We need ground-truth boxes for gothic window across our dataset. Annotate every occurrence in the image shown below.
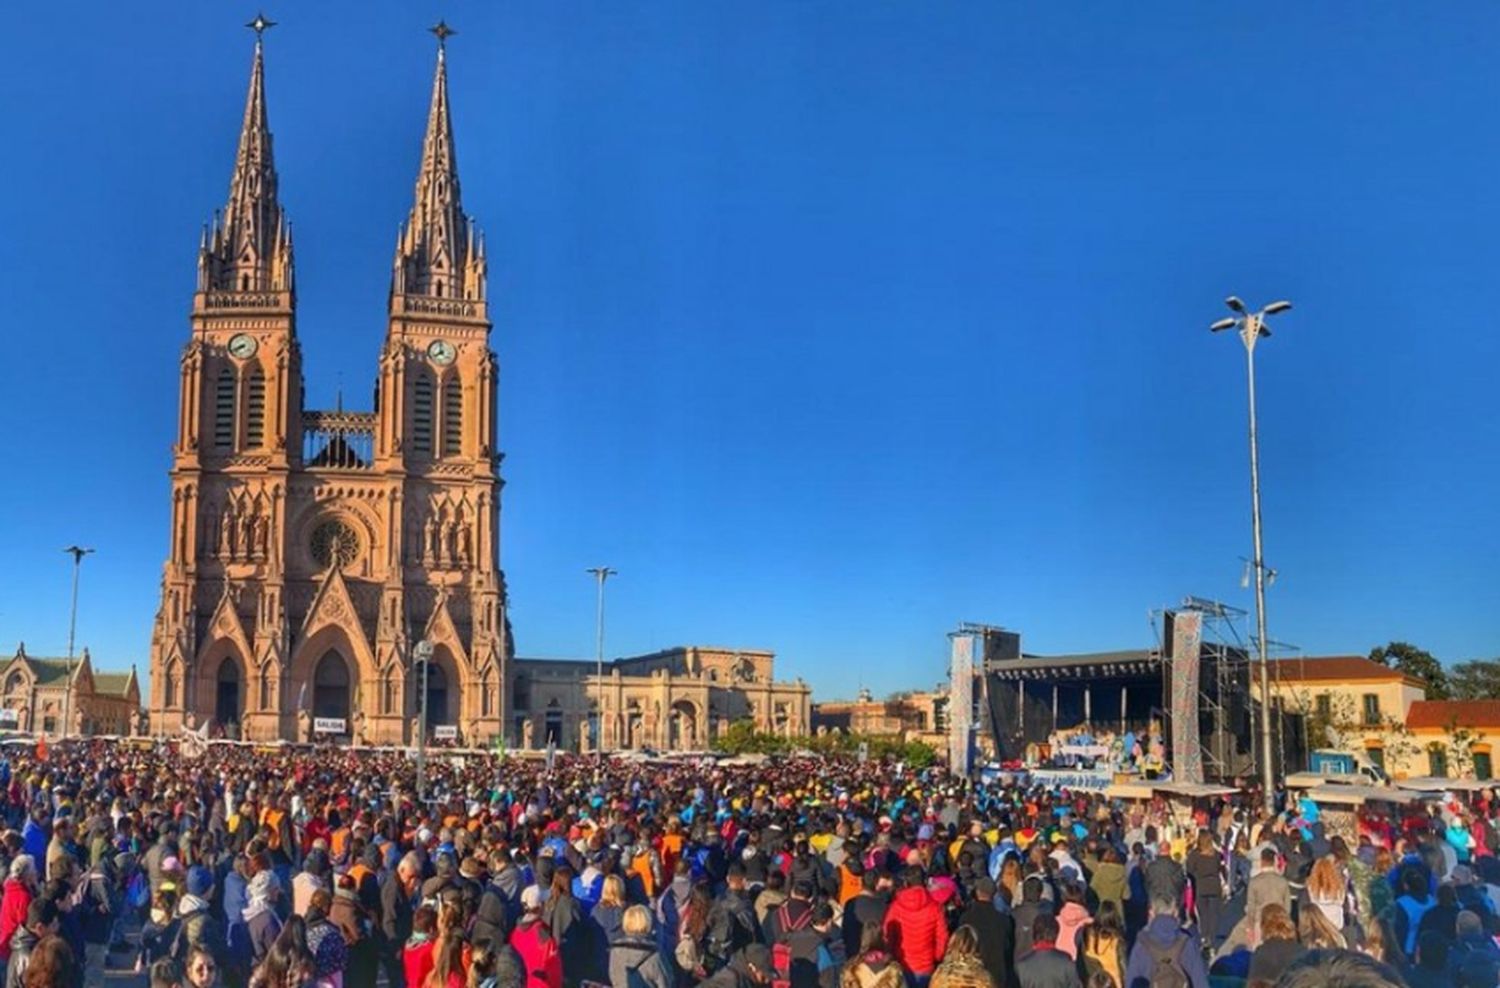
[213,369,236,450]
[310,519,361,570]
[245,368,266,447]
[442,380,462,457]
[3,672,22,695]
[412,372,434,454]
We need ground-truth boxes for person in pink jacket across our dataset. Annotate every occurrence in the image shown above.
[1054,882,1094,959]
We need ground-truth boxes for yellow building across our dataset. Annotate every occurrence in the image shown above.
[512,647,810,752]
[1253,655,1498,781]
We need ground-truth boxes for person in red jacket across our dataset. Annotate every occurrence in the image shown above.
[509,885,562,988]
[0,855,37,964]
[881,866,948,983]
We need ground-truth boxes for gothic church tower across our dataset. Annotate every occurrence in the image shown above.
[149,27,507,744]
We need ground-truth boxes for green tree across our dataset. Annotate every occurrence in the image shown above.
[1370,642,1450,700]
[1449,659,1500,700]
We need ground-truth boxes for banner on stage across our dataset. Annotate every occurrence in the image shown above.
[1030,767,1114,792]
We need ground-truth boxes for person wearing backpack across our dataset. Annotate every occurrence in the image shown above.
[1120,895,1207,988]
[173,866,227,972]
[607,905,673,988]
[1014,914,1081,988]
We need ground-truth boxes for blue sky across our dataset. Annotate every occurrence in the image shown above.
[1,3,1497,700]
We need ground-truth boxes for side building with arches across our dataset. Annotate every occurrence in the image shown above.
[512,647,811,753]
[148,35,507,745]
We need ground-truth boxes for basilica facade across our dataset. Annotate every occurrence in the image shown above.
[148,35,507,745]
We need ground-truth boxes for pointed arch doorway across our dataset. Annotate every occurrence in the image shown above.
[313,650,351,722]
[215,656,243,727]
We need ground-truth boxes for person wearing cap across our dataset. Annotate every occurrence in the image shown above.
[176,864,226,971]
[509,884,561,988]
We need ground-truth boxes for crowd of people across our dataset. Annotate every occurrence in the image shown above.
[0,737,1491,988]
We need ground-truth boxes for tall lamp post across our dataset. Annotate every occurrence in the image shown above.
[62,546,94,740]
[1211,296,1292,815]
[413,639,433,798]
[586,567,616,757]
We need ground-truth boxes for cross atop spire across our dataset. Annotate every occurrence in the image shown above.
[392,26,485,307]
[246,12,276,41]
[199,20,293,299]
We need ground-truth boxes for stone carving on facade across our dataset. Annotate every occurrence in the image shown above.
[297,709,313,743]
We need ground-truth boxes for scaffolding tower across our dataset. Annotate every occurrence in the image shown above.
[1151,595,1254,782]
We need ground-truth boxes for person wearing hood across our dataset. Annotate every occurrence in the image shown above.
[4,898,58,988]
[607,905,672,988]
[1121,896,1207,988]
[330,873,375,988]
[239,870,282,974]
[178,866,227,971]
[19,809,48,871]
[841,927,906,988]
[881,868,947,983]
[700,942,775,988]
[657,859,695,951]
[509,885,561,988]
[473,845,522,952]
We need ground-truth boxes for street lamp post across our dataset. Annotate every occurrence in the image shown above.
[414,639,433,798]
[62,546,95,741]
[586,567,616,757]
[1212,296,1292,816]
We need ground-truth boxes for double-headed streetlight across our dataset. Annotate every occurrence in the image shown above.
[62,546,95,740]
[1211,296,1291,815]
[586,567,616,757]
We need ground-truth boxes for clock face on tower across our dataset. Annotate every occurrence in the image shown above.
[427,339,456,365]
[228,333,258,359]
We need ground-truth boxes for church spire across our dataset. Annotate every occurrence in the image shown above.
[199,17,293,297]
[392,22,486,306]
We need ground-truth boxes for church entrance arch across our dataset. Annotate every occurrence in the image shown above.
[313,650,351,721]
[411,659,450,730]
[215,656,243,729]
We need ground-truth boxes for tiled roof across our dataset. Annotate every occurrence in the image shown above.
[19,657,75,686]
[1407,700,1500,731]
[93,672,134,698]
[1259,655,1422,685]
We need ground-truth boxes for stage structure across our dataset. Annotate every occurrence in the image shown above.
[981,596,1257,783]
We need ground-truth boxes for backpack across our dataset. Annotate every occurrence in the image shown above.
[1143,933,1190,988]
[771,904,813,988]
